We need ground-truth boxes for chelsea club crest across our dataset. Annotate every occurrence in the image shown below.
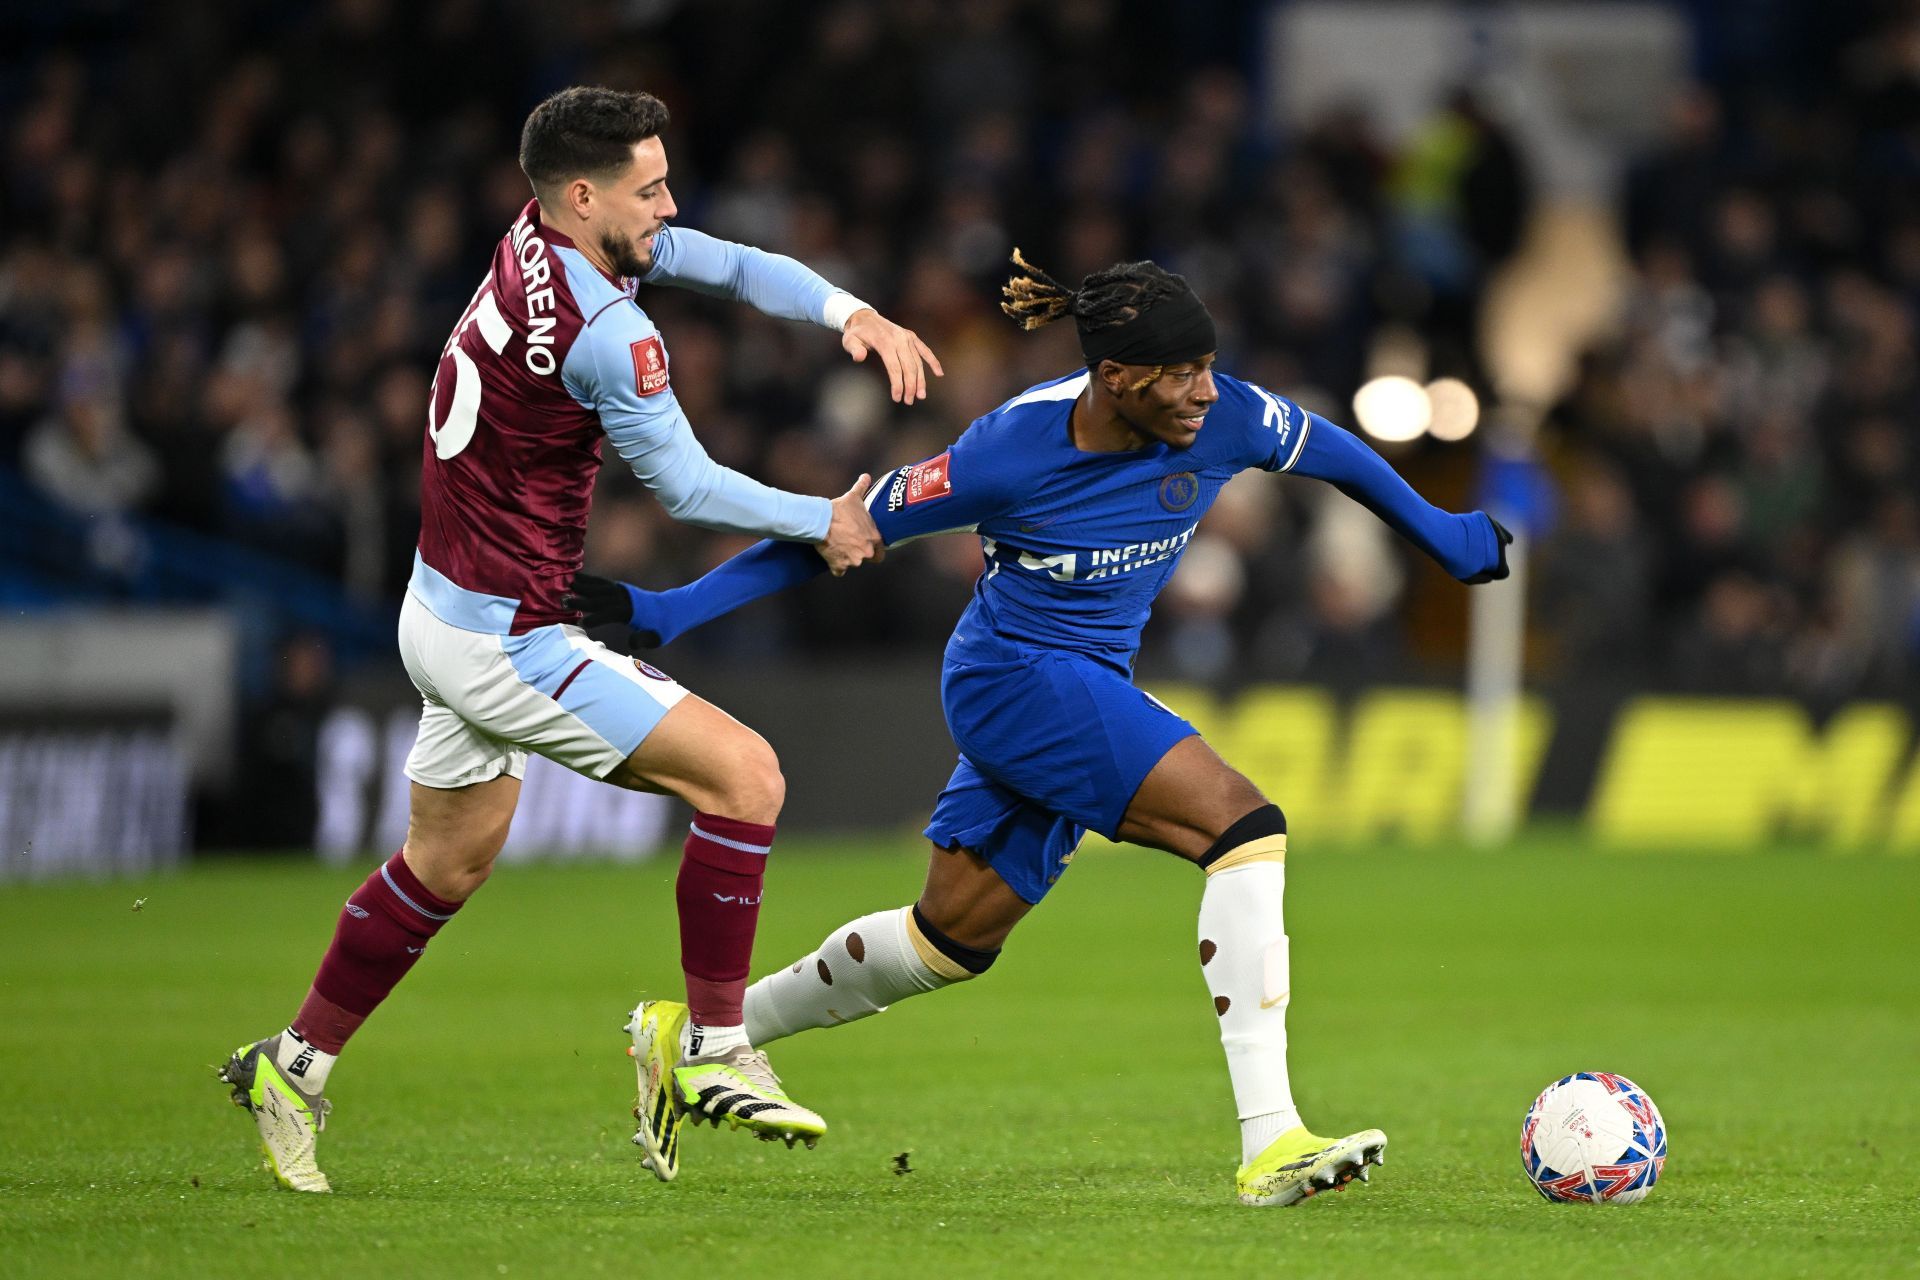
[1159,471,1200,512]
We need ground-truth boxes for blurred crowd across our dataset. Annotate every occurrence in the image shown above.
[1,0,1916,701]
[1542,15,1920,703]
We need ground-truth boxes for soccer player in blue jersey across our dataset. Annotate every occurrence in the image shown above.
[588,253,1510,1205]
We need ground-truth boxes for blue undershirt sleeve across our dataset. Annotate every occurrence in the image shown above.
[630,436,1020,645]
[640,225,844,326]
[563,307,831,541]
[1285,413,1502,581]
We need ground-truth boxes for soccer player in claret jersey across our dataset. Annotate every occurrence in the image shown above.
[572,252,1512,1206]
[217,86,943,1192]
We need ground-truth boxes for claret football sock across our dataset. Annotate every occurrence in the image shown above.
[290,849,463,1058]
[1196,846,1304,1163]
[677,814,775,1026]
[743,905,973,1044]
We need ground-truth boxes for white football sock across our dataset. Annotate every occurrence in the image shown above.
[744,906,966,1045]
[275,1027,336,1093]
[1197,857,1303,1163]
[683,1022,749,1058]
[1240,1109,1301,1164]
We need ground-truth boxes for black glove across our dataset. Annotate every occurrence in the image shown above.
[561,572,634,628]
[1463,516,1514,585]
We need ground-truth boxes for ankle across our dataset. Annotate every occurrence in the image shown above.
[683,1022,750,1058]
[275,1028,338,1093]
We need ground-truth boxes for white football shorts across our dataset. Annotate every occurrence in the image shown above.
[397,579,688,790]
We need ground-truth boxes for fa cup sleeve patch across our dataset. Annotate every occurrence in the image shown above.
[903,451,952,505]
[630,335,669,397]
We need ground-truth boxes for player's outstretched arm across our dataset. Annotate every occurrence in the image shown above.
[566,540,826,648]
[568,308,841,544]
[1288,415,1512,583]
[646,226,942,403]
[569,448,1011,645]
[644,225,843,324]
[566,475,892,646]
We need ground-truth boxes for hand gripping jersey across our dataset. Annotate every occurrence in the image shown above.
[637,369,1505,670]
[416,200,844,634]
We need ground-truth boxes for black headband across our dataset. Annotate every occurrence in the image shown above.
[1077,288,1217,367]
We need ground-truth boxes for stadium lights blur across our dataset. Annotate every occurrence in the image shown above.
[1352,375,1432,443]
[1425,377,1481,441]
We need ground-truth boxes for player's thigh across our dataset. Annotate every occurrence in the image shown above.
[1115,734,1270,862]
[604,694,783,823]
[413,608,695,790]
[398,664,528,899]
[945,650,1195,843]
[917,841,1034,952]
[403,774,522,901]
[924,755,1083,914]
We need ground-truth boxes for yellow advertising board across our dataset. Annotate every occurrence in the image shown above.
[1078,687,1920,852]
[1590,700,1915,850]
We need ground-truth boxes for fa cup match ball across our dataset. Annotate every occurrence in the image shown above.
[1520,1072,1667,1204]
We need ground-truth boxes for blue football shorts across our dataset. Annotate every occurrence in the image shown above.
[923,629,1197,904]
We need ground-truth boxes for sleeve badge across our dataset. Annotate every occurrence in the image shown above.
[630,335,669,396]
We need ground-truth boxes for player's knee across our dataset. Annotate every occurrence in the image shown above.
[402,841,497,903]
[436,858,495,902]
[907,901,999,982]
[714,734,784,825]
[1222,770,1268,815]
[1196,803,1288,876]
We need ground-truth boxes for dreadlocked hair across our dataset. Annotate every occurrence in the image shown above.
[1000,252,1192,389]
[1000,248,1076,331]
[1000,252,1190,333]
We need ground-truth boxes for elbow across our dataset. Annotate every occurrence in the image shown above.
[642,472,701,522]
[657,487,704,523]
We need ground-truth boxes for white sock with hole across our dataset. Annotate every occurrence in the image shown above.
[743,906,960,1045]
[1197,860,1303,1163]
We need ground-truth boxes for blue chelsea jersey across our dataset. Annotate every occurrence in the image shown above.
[864,369,1315,667]
[637,368,1502,659]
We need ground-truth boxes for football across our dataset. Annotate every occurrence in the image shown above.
[1520,1072,1668,1203]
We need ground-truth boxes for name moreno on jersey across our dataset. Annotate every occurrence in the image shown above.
[418,200,848,633]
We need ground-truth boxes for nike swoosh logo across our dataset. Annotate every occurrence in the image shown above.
[1260,992,1289,1009]
[406,945,425,954]
[1017,517,1057,532]
[712,894,737,903]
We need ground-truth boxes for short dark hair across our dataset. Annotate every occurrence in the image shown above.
[518,87,670,202]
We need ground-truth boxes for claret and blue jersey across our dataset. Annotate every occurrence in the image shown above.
[416,200,851,636]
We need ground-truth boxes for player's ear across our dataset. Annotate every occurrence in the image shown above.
[1095,359,1128,396]
[566,176,594,220]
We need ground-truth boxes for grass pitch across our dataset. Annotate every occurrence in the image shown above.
[1,835,1916,1278]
